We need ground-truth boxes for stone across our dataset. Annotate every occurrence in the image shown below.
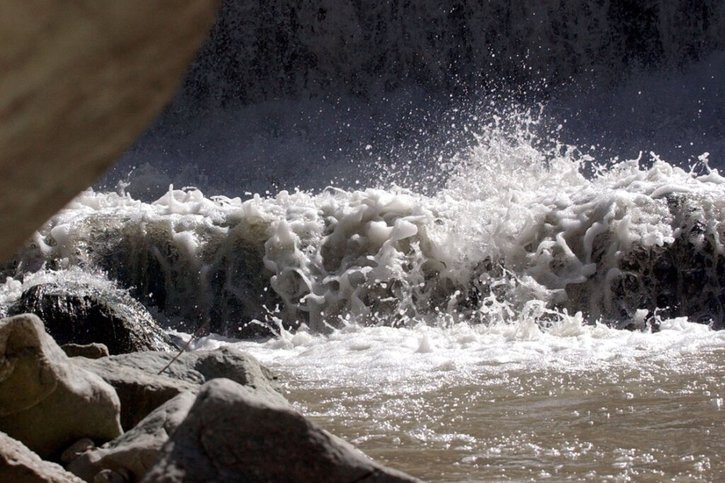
[100,346,278,391]
[61,343,110,359]
[60,439,95,465]
[68,392,196,483]
[10,280,176,354]
[0,0,218,262]
[0,431,84,483]
[0,314,122,458]
[74,346,280,430]
[143,379,419,483]
[72,358,196,432]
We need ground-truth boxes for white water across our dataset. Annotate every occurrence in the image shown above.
[2,106,723,481]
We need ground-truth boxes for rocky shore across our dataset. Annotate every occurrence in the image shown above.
[0,313,419,482]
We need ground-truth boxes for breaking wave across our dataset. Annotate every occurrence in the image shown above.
[3,110,723,336]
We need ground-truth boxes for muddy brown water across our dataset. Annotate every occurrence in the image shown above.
[276,349,724,482]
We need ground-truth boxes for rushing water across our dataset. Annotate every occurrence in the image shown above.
[187,317,725,482]
[2,103,723,481]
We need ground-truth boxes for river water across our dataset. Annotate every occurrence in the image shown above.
[194,319,725,482]
[1,99,723,482]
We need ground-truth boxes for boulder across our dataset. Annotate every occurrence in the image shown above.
[68,392,196,482]
[74,346,279,430]
[143,378,419,483]
[0,431,84,483]
[98,345,278,390]
[0,0,218,263]
[72,358,196,431]
[10,281,176,354]
[61,343,110,359]
[0,314,122,458]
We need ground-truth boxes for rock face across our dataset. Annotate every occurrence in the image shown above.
[0,314,122,458]
[68,392,196,483]
[75,346,280,430]
[0,431,84,483]
[0,0,218,263]
[10,281,176,354]
[143,378,419,483]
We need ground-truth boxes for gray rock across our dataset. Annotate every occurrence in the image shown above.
[73,358,196,431]
[0,314,122,458]
[61,343,110,359]
[102,346,278,391]
[0,431,84,483]
[60,439,96,465]
[143,378,419,483]
[74,346,280,430]
[10,281,176,354]
[68,392,196,482]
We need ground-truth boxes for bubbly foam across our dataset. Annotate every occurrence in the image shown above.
[2,109,723,334]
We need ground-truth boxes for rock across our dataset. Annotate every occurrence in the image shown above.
[0,1,218,262]
[68,392,196,483]
[60,439,96,465]
[0,314,122,458]
[74,346,279,430]
[0,431,84,483]
[10,280,176,354]
[61,343,110,359]
[72,358,196,431]
[143,379,419,483]
[100,346,278,391]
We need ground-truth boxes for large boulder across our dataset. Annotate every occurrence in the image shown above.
[0,0,218,263]
[74,346,280,430]
[0,314,122,458]
[143,378,419,483]
[68,392,196,483]
[0,431,83,483]
[10,280,176,354]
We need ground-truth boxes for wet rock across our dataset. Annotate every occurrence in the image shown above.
[0,314,122,458]
[74,346,279,430]
[68,392,196,483]
[61,343,110,359]
[0,431,84,483]
[143,378,419,483]
[10,281,176,354]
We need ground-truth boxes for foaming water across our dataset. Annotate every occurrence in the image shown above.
[190,318,724,481]
[5,109,724,334]
[1,107,723,481]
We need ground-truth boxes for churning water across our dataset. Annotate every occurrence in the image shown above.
[2,103,723,481]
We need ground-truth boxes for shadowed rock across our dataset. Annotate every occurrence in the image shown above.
[10,281,176,354]
[0,314,122,458]
[0,431,84,483]
[74,346,280,430]
[61,343,110,359]
[68,392,196,483]
[143,378,420,483]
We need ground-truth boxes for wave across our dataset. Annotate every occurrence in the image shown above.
[3,113,723,335]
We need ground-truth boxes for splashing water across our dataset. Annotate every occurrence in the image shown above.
[1,106,723,481]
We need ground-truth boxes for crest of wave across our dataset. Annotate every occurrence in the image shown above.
[4,108,723,335]
[435,107,723,329]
